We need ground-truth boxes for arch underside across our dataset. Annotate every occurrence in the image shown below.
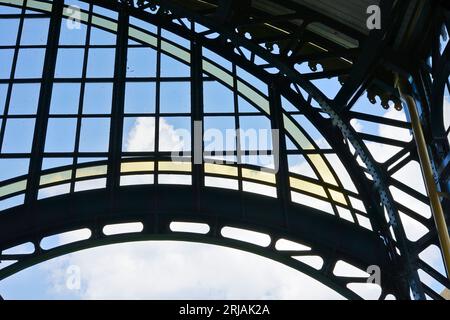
[0,185,390,300]
[0,0,448,299]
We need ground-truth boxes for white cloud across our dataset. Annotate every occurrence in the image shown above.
[126,117,156,152]
[125,117,186,152]
[44,241,345,300]
[350,118,363,132]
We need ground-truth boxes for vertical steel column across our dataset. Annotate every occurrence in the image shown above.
[70,3,94,194]
[268,79,290,228]
[396,75,450,278]
[191,32,204,209]
[107,5,129,194]
[25,0,64,204]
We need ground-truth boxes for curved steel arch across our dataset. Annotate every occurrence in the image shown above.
[0,0,448,300]
[0,185,392,300]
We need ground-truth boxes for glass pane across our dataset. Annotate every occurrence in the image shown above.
[204,81,234,113]
[79,118,110,152]
[90,27,116,45]
[50,83,81,114]
[124,82,155,113]
[162,29,190,48]
[239,115,274,168]
[203,47,232,71]
[0,84,7,114]
[238,96,260,113]
[126,47,156,78]
[0,159,29,181]
[59,18,87,45]
[45,118,77,152]
[20,18,49,45]
[93,5,118,20]
[2,119,35,153]
[0,19,19,45]
[204,116,236,151]
[159,117,191,152]
[129,17,157,35]
[160,82,190,113]
[160,54,190,77]
[55,48,84,78]
[83,83,113,114]
[0,49,14,79]
[87,48,115,78]
[239,116,273,150]
[288,154,318,179]
[8,83,41,115]
[14,49,46,78]
[42,157,73,170]
[122,117,155,152]
[65,0,90,10]
[293,115,330,148]
[237,66,268,96]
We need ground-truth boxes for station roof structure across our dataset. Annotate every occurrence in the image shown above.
[0,0,448,299]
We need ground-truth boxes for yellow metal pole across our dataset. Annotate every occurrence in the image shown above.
[396,75,450,279]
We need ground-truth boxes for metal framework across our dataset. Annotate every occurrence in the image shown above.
[0,0,448,300]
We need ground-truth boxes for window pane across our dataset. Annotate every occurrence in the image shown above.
[45,118,77,152]
[50,83,81,114]
[126,47,156,77]
[93,5,118,20]
[79,118,110,152]
[20,18,49,45]
[237,66,268,96]
[160,54,189,77]
[14,49,46,78]
[129,17,157,34]
[124,82,155,113]
[65,0,89,11]
[204,81,234,113]
[159,117,191,152]
[288,155,318,179]
[90,27,116,45]
[55,49,84,78]
[204,116,236,151]
[203,47,232,71]
[0,84,8,114]
[160,82,190,113]
[162,29,190,48]
[59,18,87,45]
[238,95,259,113]
[0,5,21,14]
[42,157,73,170]
[2,119,35,153]
[0,19,19,45]
[8,83,41,115]
[87,48,115,78]
[83,83,113,114]
[0,49,14,79]
[0,159,29,181]
[239,116,273,150]
[239,116,273,168]
[122,117,155,152]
